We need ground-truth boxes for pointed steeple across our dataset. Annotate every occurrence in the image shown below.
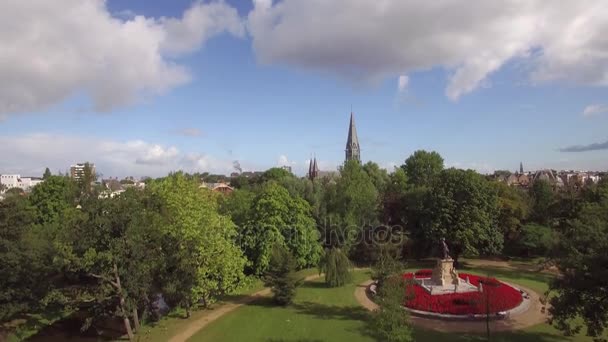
[308,155,320,180]
[520,162,524,174]
[308,156,313,178]
[345,112,360,163]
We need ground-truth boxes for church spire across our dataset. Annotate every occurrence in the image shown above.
[520,161,524,174]
[345,112,360,163]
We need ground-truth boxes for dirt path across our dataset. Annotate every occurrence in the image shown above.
[354,279,549,333]
[168,273,322,342]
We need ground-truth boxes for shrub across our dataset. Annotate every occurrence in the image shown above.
[319,247,352,287]
[263,244,300,305]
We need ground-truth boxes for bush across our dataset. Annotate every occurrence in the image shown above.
[371,248,405,287]
[370,275,413,342]
[263,244,300,305]
[319,247,352,287]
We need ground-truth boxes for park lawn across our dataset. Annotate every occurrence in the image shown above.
[132,268,319,342]
[189,270,375,342]
[188,265,598,342]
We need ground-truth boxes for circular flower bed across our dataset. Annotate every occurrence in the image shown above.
[402,270,523,315]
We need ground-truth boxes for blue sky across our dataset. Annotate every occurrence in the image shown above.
[1,0,607,177]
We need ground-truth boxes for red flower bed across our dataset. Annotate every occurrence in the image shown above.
[402,271,522,315]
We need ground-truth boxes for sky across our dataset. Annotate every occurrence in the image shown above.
[1,0,608,178]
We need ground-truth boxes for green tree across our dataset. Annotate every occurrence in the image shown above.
[0,196,55,322]
[549,201,608,340]
[492,181,530,248]
[530,179,555,225]
[427,168,502,265]
[43,167,52,180]
[318,247,352,287]
[28,175,78,225]
[263,244,300,305]
[401,150,444,187]
[51,189,165,339]
[514,223,554,257]
[261,167,292,183]
[363,161,390,193]
[240,182,322,274]
[370,275,413,342]
[148,173,247,315]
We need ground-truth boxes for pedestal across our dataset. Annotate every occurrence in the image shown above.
[431,259,460,286]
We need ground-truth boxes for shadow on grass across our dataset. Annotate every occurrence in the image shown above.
[297,281,328,289]
[291,301,370,321]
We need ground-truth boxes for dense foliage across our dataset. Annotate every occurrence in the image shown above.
[370,275,413,342]
[2,150,608,340]
[263,244,300,305]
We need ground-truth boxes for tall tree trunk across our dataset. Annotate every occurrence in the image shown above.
[114,263,134,341]
[132,308,140,332]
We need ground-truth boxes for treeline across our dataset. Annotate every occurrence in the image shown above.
[2,150,608,340]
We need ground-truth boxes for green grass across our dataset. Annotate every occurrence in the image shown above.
[188,263,597,342]
[132,268,319,342]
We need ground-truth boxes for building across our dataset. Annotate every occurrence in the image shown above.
[0,174,44,193]
[280,165,293,174]
[345,112,360,163]
[70,162,95,181]
[200,182,234,194]
[308,157,319,180]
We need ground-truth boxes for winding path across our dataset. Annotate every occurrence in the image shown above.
[354,279,549,333]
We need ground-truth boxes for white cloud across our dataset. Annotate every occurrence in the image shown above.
[0,133,236,177]
[397,75,409,93]
[582,104,608,117]
[0,0,243,115]
[248,0,608,99]
[277,154,296,166]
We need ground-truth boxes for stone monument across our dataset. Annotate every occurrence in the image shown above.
[430,238,460,286]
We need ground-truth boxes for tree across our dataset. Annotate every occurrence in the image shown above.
[426,168,502,265]
[148,173,247,316]
[401,150,444,187]
[0,196,55,322]
[318,247,352,287]
[513,223,554,257]
[530,179,555,225]
[363,161,389,193]
[492,181,530,248]
[369,275,413,342]
[51,189,165,340]
[261,167,293,183]
[371,246,405,287]
[263,244,300,305]
[239,182,322,274]
[549,201,608,341]
[28,175,78,225]
[43,167,52,180]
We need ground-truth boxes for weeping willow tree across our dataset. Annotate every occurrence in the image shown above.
[319,247,352,287]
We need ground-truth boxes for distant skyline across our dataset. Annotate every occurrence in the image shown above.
[1,0,607,177]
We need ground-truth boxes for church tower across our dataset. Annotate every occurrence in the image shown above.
[345,112,360,163]
[308,156,319,180]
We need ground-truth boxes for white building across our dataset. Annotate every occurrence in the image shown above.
[0,174,44,193]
